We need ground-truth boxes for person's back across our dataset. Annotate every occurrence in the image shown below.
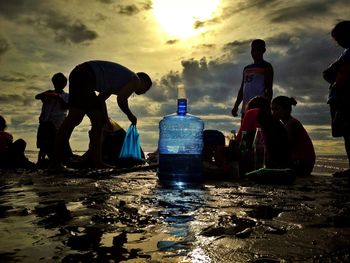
[272,96,315,175]
[0,115,13,155]
[37,73,69,129]
[285,117,315,162]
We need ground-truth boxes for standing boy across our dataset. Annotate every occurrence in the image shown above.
[232,39,274,119]
[36,73,70,166]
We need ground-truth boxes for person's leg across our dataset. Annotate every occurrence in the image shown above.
[344,134,350,167]
[86,108,111,168]
[50,108,85,168]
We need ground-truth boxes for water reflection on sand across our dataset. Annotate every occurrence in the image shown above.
[0,155,349,262]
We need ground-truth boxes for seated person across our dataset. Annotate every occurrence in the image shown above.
[0,115,35,169]
[237,96,291,171]
[75,119,145,168]
[271,96,316,176]
[203,129,225,163]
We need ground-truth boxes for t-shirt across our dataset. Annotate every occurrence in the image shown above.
[237,108,262,143]
[242,60,272,113]
[38,90,69,129]
[237,108,291,168]
[285,117,316,163]
[87,60,137,94]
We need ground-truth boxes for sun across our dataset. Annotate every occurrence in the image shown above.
[152,0,221,39]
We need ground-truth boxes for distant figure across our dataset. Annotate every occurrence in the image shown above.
[50,60,152,170]
[35,73,70,166]
[237,96,291,169]
[232,39,274,119]
[271,96,316,176]
[0,115,35,169]
[323,20,350,177]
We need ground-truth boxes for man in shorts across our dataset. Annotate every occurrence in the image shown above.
[50,60,152,170]
[232,39,274,119]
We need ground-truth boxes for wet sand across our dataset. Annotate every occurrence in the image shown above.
[0,155,350,262]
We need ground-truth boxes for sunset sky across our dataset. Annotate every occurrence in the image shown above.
[0,0,349,155]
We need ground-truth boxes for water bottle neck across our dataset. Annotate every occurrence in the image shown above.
[177,98,187,115]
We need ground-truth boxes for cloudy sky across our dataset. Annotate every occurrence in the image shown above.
[0,0,349,155]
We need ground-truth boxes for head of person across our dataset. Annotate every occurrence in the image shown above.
[52,72,67,91]
[135,72,152,95]
[271,96,297,120]
[0,115,7,131]
[251,39,266,61]
[331,20,350,48]
[246,96,270,112]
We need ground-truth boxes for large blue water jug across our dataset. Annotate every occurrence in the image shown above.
[158,86,204,184]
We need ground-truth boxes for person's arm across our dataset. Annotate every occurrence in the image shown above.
[236,109,257,142]
[232,77,244,117]
[35,90,59,100]
[117,78,139,125]
[264,64,273,102]
[285,119,299,151]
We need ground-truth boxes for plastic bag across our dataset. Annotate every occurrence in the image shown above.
[119,125,142,161]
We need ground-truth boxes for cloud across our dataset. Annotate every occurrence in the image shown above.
[118,4,140,16]
[0,75,26,82]
[193,17,221,29]
[0,37,10,57]
[269,1,332,23]
[22,11,98,44]
[0,1,97,44]
[117,2,152,16]
[96,0,114,3]
[143,26,342,129]
[166,39,179,45]
[0,0,30,19]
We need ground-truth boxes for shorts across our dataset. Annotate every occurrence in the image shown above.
[36,121,56,151]
[68,62,103,113]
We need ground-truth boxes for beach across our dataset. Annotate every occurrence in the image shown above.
[0,154,350,263]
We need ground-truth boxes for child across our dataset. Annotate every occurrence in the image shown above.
[232,39,274,119]
[323,20,350,177]
[271,96,316,176]
[35,73,70,166]
[50,60,152,170]
[0,115,35,169]
[236,96,291,172]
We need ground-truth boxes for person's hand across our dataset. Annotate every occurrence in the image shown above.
[128,114,137,125]
[231,107,238,117]
[43,91,59,97]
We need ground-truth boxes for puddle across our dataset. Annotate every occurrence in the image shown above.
[0,166,350,262]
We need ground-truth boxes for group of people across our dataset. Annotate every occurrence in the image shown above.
[0,60,152,170]
[0,21,349,179]
[229,20,350,177]
[37,61,152,170]
[230,38,315,177]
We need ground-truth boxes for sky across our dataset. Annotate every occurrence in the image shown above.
[0,0,349,155]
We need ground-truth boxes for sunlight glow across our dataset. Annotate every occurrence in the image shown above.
[153,0,221,38]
